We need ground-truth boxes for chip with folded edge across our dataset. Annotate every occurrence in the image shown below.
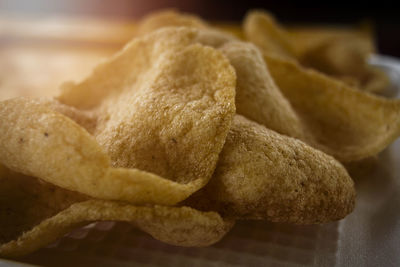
[185,115,356,224]
[0,165,233,258]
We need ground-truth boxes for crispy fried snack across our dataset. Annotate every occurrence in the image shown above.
[0,27,236,204]
[0,165,233,258]
[128,11,400,163]
[185,115,355,224]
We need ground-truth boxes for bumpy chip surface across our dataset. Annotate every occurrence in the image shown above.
[185,116,355,224]
[0,98,205,204]
[128,15,400,162]
[58,27,236,185]
[0,166,234,258]
[0,27,236,203]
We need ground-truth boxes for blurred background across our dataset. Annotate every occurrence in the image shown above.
[1,0,399,56]
[0,0,399,100]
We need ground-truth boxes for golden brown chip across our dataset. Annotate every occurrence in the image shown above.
[185,115,355,224]
[264,54,400,162]
[0,166,233,258]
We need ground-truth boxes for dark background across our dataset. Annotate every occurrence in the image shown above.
[1,0,399,57]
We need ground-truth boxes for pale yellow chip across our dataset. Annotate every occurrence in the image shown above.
[185,115,355,224]
[0,166,233,258]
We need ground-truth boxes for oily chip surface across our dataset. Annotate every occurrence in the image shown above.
[0,166,233,258]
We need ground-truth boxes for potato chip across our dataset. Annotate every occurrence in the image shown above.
[133,9,236,49]
[125,16,399,162]
[264,54,400,162]
[288,25,375,61]
[213,23,244,40]
[0,166,233,257]
[362,66,390,93]
[300,38,371,78]
[218,41,306,140]
[244,10,387,93]
[0,28,236,203]
[185,115,355,224]
[243,10,297,60]
[58,27,236,186]
[0,98,202,204]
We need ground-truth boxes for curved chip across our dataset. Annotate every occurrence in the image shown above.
[244,10,387,93]
[0,166,233,258]
[243,10,297,60]
[218,41,306,140]
[0,98,205,204]
[185,115,355,224]
[288,25,375,62]
[58,27,236,186]
[124,19,399,162]
[0,28,236,203]
[264,54,400,162]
